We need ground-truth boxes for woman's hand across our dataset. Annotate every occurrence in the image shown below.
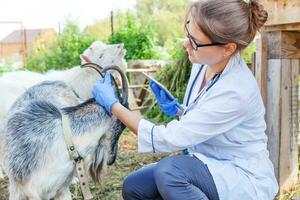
[92,73,119,115]
[150,81,180,117]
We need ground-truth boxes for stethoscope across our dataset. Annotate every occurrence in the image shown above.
[178,64,222,117]
[180,64,222,155]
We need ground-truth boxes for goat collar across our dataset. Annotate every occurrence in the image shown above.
[61,114,93,200]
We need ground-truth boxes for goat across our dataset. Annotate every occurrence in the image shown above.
[0,41,127,178]
[5,65,128,200]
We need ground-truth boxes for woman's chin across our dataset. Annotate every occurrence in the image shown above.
[188,55,197,63]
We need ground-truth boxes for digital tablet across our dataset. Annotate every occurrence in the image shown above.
[142,72,175,99]
[142,72,185,114]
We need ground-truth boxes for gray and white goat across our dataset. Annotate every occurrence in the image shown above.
[5,65,128,200]
[0,41,127,178]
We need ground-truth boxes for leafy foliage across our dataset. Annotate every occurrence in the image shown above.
[242,42,256,64]
[144,46,192,123]
[107,14,161,60]
[0,66,20,75]
[26,20,96,72]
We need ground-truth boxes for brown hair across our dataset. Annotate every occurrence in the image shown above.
[186,0,268,50]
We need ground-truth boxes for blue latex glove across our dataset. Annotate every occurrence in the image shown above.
[92,73,119,115]
[149,81,180,117]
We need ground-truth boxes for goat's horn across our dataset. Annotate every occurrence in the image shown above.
[80,62,104,77]
[102,65,128,107]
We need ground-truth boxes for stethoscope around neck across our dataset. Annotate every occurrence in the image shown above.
[178,64,222,117]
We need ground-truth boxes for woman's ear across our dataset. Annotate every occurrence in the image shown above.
[223,43,237,58]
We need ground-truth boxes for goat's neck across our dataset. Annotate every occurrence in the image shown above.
[63,67,100,100]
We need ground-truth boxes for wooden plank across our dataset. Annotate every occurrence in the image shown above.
[279,59,297,192]
[266,59,281,180]
[127,60,167,69]
[118,85,148,89]
[291,59,299,150]
[260,0,300,26]
[265,31,300,59]
[126,68,158,72]
[263,23,300,32]
[290,60,299,185]
[255,35,268,106]
[250,52,256,75]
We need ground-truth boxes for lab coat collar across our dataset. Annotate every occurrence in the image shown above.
[220,52,242,78]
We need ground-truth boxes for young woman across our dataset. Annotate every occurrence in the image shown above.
[92,0,278,199]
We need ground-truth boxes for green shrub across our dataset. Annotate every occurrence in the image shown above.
[108,14,163,60]
[144,46,192,123]
[0,66,23,76]
[242,42,256,64]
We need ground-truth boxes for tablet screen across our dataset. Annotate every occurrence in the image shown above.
[142,72,175,99]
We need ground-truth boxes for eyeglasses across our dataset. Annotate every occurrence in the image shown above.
[185,20,226,51]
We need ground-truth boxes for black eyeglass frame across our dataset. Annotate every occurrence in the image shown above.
[185,20,226,51]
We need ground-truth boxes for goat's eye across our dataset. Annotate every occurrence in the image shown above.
[89,47,92,50]
[99,54,104,59]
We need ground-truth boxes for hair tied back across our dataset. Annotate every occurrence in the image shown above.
[248,0,268,30]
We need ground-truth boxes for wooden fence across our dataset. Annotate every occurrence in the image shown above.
[250,32,300,194]
[125,60,167,115]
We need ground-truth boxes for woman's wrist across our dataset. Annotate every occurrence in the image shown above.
[111,102,121,114]
[111,102,141,135]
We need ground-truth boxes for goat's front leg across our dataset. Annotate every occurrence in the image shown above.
[8,181,27,200]
[54,188,72,200]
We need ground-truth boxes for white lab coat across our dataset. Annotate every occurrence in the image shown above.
[137,53,279,200]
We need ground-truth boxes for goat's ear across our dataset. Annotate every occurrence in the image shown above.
[80,54,91,63]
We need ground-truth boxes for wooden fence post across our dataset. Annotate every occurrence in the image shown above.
[258,31,300,194]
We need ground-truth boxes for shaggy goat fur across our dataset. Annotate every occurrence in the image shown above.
[5,68,127,199]
[0,41,127,178]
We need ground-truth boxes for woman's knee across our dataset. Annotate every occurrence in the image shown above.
[122,164,158,200]
[154,156,185,186]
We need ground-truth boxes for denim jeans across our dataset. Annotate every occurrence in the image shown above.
[122,155,219,200]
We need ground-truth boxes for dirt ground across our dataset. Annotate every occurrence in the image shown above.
[0,131,168,200]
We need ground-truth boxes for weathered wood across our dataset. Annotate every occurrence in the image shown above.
[266,59,299,193]
[291,59,299,150]
[260,0,300,26]
[126,60,165,113]
[266,59,281,180]
[264,31,300,59]
[255,35,268,106]
[250,52,256,75]
[127,60,167,69]
[279,59,298,192]
[126,68,158,72]
[263,23,300,32]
